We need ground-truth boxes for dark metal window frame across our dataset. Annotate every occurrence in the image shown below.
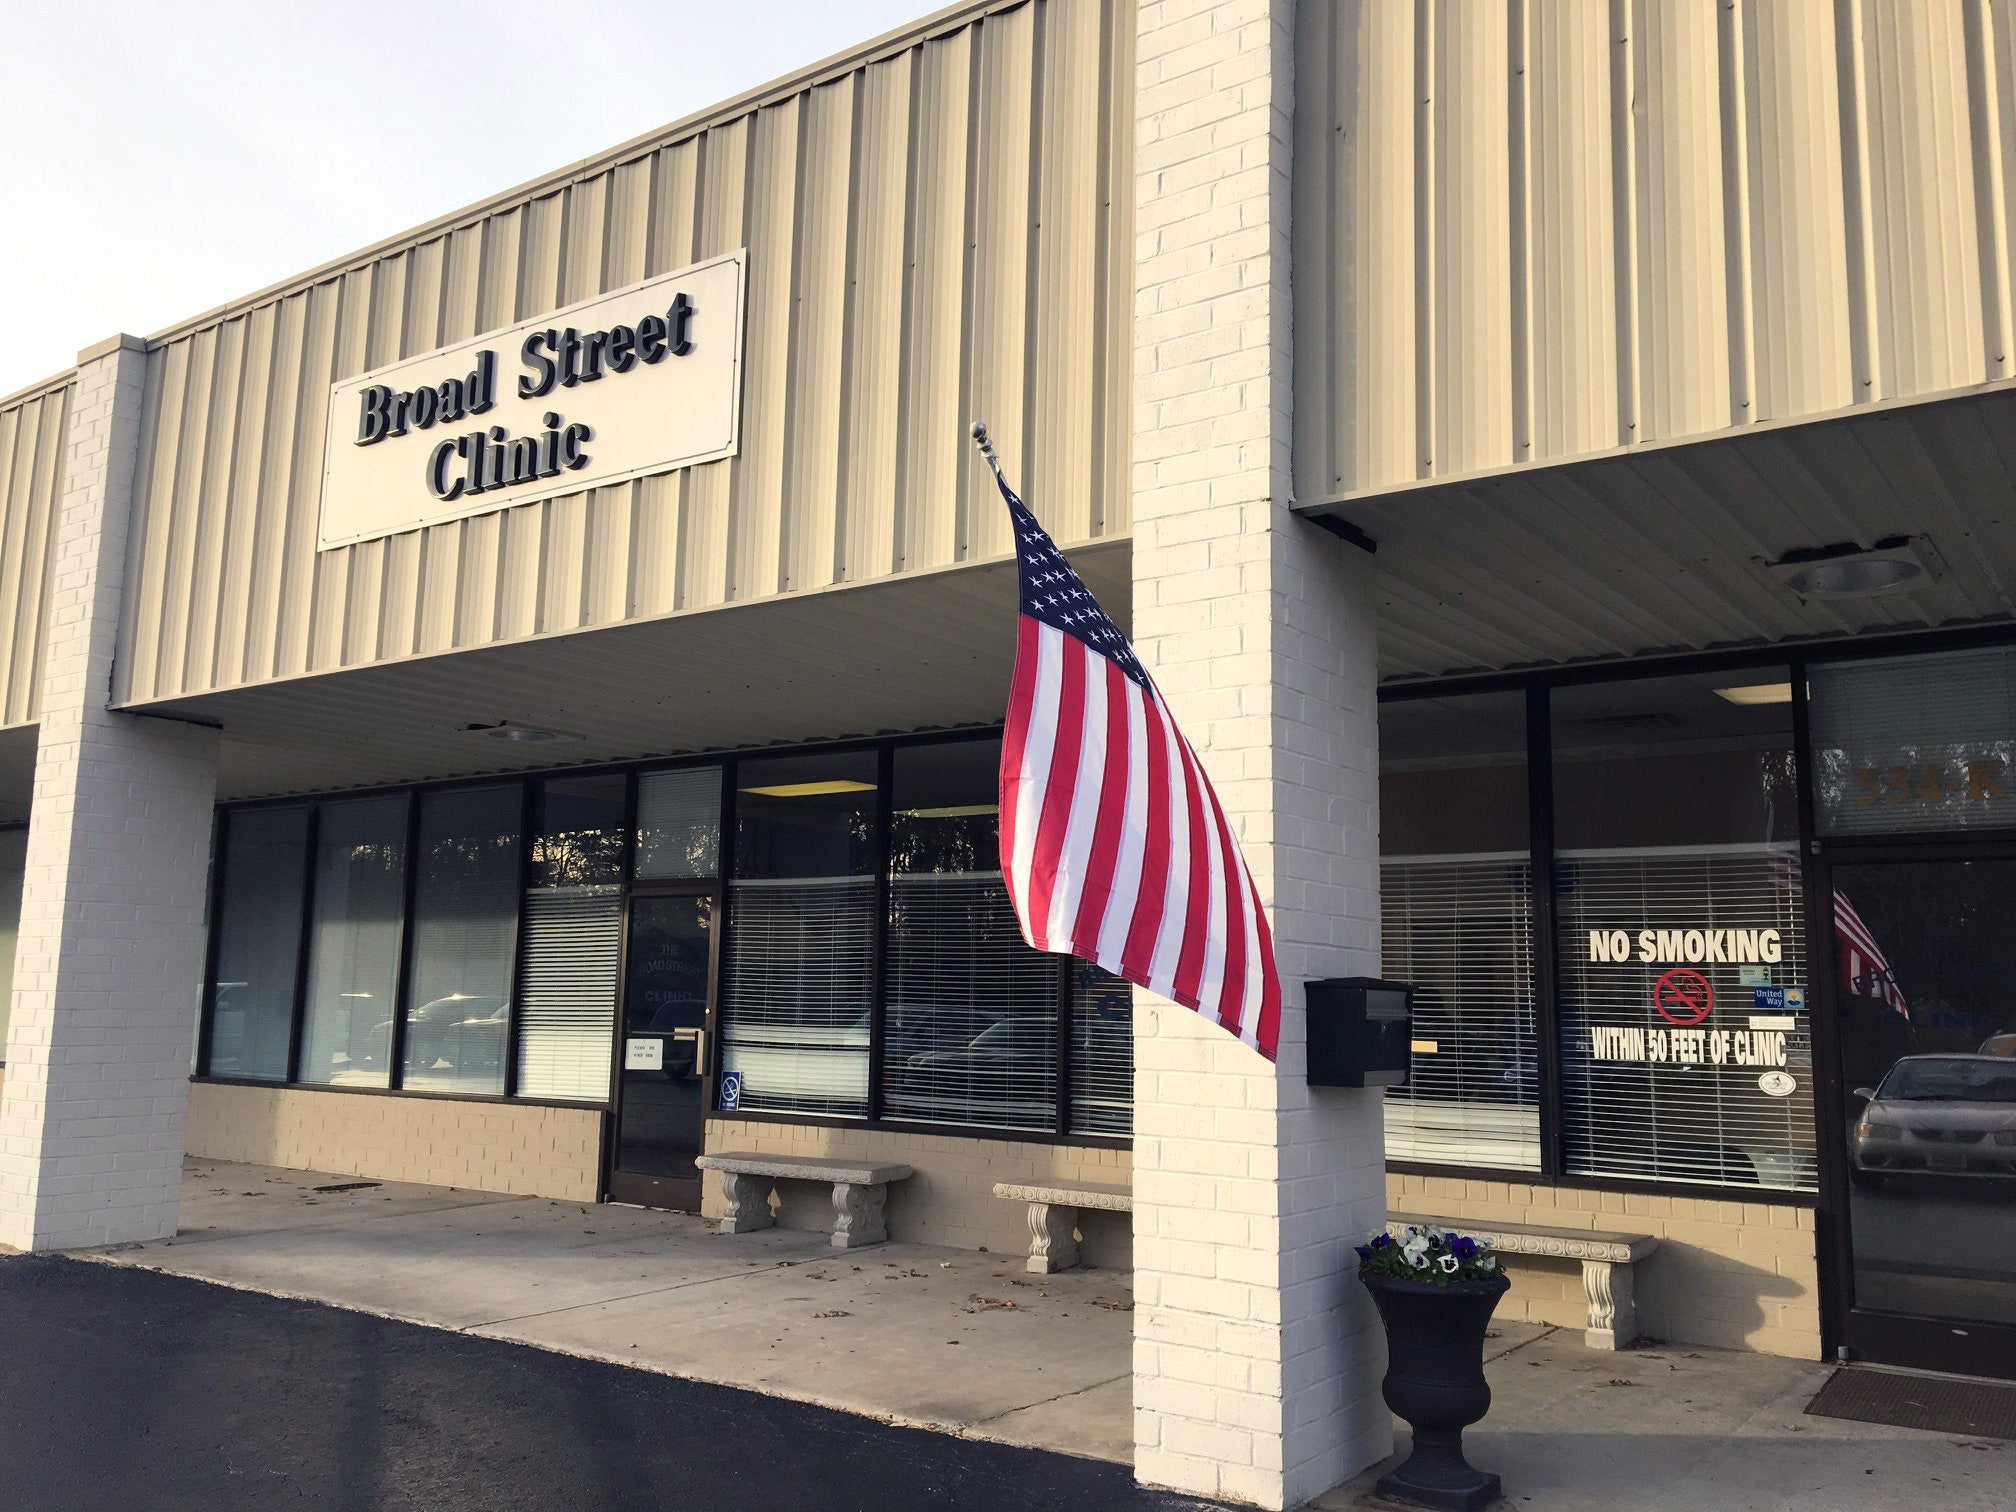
[192,724,1127,1149]
[1377,622,2016,1208]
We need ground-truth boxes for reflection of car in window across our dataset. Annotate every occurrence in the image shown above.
[384,994,509,1079]
[1979,1032,2016,1059]
[1852,1054,2016,1188]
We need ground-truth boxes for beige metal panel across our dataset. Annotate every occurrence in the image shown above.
[1293,1,1419,496]
[1856,0,1991,399]
[1740,0,1855,423]
[1428,0,1514,477]
[1524,0,1626,464]
[899,27,977,575]
[1296,0,2016,507]
[1630,0,1737,442]
[0,381,68,728]
[119,0,1129,709]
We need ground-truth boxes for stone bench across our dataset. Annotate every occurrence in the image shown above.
[1387,1213,1659,1350]
[696,1153,914,1249]
[992,1180,1132,1273]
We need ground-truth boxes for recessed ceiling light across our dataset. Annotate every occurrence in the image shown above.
[1770,538,1927,599]
[1713,682,1796,706]
[740,780,878,798]
[461,721,582,743]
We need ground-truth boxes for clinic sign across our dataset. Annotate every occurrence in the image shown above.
[318,250,746,549]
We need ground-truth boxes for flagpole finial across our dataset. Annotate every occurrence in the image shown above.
[969,420,1005,478]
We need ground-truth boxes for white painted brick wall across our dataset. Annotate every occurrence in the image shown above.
[0,335,218,1252]
[1131,3,1390,1506]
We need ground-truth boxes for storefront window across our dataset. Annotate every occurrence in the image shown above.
[1552,672,1815,1192]
[193,738,1131,1140]
[882,740,1059,1131]
[635,766,722,879]
[297,797,407,1087]
[721,753,878,1117]
[205,808,309,1081]
[1069,963,1132,1136]
[1809,646,2016,836]
[1379,692,1538,1171]
[401,786,522,1095]
[516,775,630,1102]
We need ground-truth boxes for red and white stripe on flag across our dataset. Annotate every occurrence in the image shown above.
[1835,889,1909,1017]
[991,472,1281,1061]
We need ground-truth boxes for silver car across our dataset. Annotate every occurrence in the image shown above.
[1852,1054,2016,1186]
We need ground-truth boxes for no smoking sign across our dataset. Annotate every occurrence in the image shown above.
[1653,968,1714,1025]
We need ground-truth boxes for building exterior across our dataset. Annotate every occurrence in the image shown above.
[1,1,2014,1505]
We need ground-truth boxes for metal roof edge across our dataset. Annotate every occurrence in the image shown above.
[0,368,78,414]
[140,0,1029,353]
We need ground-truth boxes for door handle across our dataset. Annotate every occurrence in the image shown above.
[671,1025,706,1074]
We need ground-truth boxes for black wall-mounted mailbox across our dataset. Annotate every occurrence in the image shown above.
[1305,977,1414,1088]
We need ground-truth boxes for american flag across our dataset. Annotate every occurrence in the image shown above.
[1835,889,1909,1018]
[987,457,1281,1061]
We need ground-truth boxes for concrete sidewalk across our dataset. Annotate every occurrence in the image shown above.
[73,1160,2013,1510]
[85,1159,1136,1462]
[1325,1326,2011,1511]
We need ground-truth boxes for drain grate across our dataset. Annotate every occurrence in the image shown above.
[311,1181,382,1194]
[1806,1367,2016,1441]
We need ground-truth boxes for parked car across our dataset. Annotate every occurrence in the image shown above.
[1851,1054,2016,1187]
[1978,1032,2016,1058]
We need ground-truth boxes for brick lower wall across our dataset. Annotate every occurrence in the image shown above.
[1388,1171,1822,1358]
[185,1082,603,1201]
[701,1118,1133,1267]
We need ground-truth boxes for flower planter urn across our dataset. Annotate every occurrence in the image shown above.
[1362,1269,1510,1512]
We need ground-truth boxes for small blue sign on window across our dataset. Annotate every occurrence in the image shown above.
[1752,986,1786,1011]
[718,1070,742,1112]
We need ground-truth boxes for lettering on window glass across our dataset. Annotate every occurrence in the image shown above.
[1852,758,2010,808]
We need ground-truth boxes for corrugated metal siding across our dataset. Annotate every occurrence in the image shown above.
[0,380,70,728]
[1295,0,2016,505]
[117,0,1131,707]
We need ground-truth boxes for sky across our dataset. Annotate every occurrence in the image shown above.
[0,0,937,396]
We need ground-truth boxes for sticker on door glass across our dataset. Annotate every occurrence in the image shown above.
[1757,1070,1797,1099]
[718,1070,742,1112]
[625,1037,664,1072]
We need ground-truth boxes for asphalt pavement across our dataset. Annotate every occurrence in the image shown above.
[0,1255,1214,1512]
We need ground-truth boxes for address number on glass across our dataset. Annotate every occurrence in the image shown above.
[1855,759,2010,808]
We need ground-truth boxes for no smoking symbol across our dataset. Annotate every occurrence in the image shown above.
[1653,968,1714,1025]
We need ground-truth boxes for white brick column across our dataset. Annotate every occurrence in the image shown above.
[0,334,218,1251]
[1130,2,1391,1506]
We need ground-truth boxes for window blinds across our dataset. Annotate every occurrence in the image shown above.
[721,876,874,1116]
[882,870,1059,1131]
[1555,846,1816,1191]
[1069,965,1132,1136]
[514,885,622,1102]
[636,766,722,878]
[1380,855,1541,1172]
[1809,646,2016,836]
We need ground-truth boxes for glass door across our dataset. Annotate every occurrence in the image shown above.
[1826,854,2016,1377]
[607,888,717,1209]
